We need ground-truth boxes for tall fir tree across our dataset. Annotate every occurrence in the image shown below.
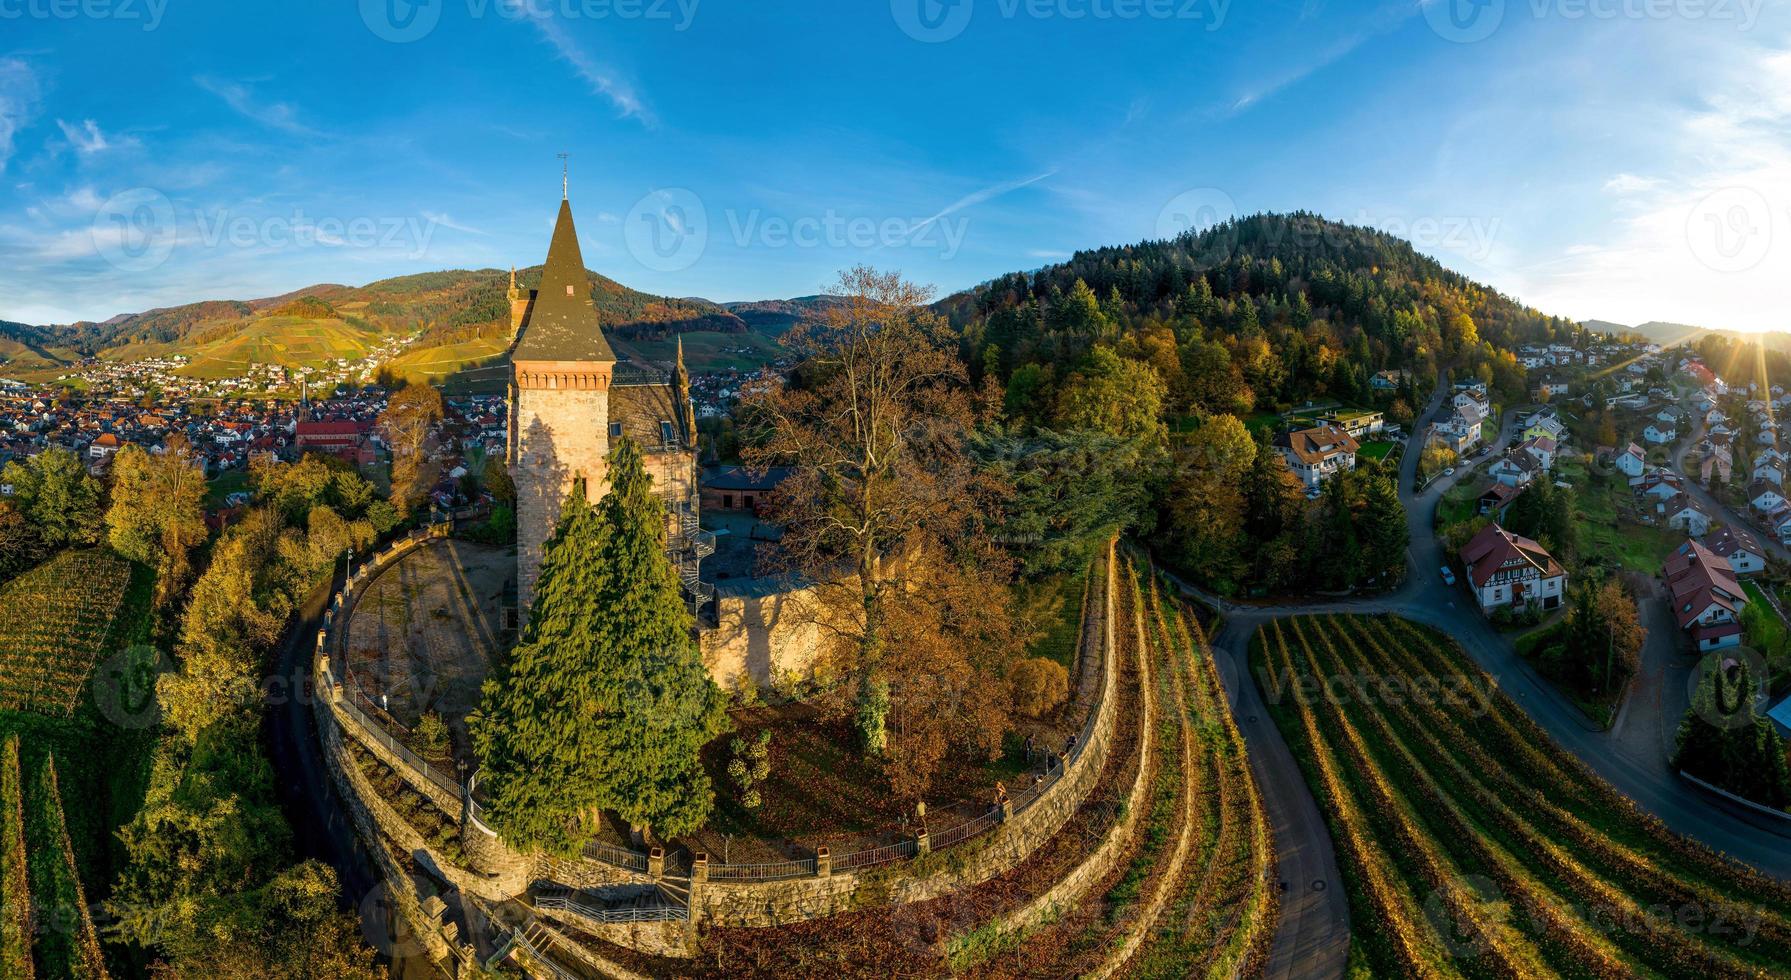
[470,480,612,855]
[474,442,730,849]
[583,439,729,838]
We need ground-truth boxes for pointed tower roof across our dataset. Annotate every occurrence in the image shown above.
[512,199,615,363]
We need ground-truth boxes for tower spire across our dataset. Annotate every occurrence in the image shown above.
[558,152,569,200]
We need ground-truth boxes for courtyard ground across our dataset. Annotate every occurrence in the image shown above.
[342,537,512,766]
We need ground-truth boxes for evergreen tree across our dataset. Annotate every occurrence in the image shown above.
[472,442,728,851]
[1357,468,1408,583]
[1674,660,1791,810]
[584,439,729,837]
[470,481,613,854]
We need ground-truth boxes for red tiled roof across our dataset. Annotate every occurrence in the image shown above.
[1460,524,1564,589]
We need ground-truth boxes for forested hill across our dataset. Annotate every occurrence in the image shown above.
[946,211,1579,415]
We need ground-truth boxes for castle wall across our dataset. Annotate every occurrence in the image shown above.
[700,583,830,692]
[511,362,612,613]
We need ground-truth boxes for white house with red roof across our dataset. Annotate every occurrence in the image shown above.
[1275,424,1359,489]
[1459,523,1567,613]
[1664,540,1750,651]
[1615,442,1646,479]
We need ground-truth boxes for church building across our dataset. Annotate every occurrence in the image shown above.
[506,192,706,617]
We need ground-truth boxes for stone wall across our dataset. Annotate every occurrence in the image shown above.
[700,581,829,691]
[511,370,611,613]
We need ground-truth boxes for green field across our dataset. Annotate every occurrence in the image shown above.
[612,328,786,373]
[0,550,157,907]
[175,315,383,378]
[384,334,510,384]
[1575,473,1681,573]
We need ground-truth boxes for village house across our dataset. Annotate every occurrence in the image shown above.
[1657,493,1713,537]
[1615,442,1647,479]
[1370,369,1410,391]
[1317,408,1384,439]
[1478,482,1525,519]
[1518,435,1557,471]
[1706,526,1767,576]
[1276,424,1361,488]
[1664,540,1750,651]
[1699,443,1733,486]
[1460,523,1567,613]
[1749,479,1788,515]
[1434,402,1485,454]
[1488,450,1542,488]
[1643,421,1677,445]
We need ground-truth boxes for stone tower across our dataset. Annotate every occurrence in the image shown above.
[507,197,617,614]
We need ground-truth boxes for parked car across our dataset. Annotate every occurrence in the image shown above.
[1443,466,1456,477]
[1440,566,1457,586]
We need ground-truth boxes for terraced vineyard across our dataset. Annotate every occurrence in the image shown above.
[0,551,144,717]
[1253,614,1791,977]
[1113,566,1277,977]
[0,736,109,979]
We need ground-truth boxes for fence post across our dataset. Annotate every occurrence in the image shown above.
[648,847,665,878]
[691,853,708,883]
[915,830,930,856]
[1000,799,1014,823]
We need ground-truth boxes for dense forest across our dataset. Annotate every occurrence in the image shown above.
[951,213,1581,596]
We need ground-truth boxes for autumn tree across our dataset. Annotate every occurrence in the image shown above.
[1674,659,1791,810]
[381,382,444,514]
[741,266,1020,789]
[1164,413,1256,590]
[106,436,209,605]
[1,447,102,547]
[1054,345,1167,445]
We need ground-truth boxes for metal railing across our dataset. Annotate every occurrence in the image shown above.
[930,807,1002,851]
[327,667,467,806]
[706,858,816,882]
[831,839,916,873]
[535,889,690,924]
[581,840,650,873]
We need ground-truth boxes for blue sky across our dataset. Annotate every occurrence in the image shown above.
[1,0,1786,332]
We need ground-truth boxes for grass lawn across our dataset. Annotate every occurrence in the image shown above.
[1357,440,1396,461]
[206,468,251,508]
[1575,476,1682,574]
[1437,478,1484,528]
[1017,568,1088,669]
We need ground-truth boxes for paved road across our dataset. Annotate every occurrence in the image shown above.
[1176,378,1791,979]
[266,568,446,979]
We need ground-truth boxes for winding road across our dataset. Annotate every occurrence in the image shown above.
[1170,377,1791,980]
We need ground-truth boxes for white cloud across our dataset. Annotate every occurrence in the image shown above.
[420,210,485,235]
[503,3,653,125]
[195,76,324,137]
[1603,173,1662,195]
[55,119,138,155]
[0,59,41,175]
[1511,46,1791,334]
